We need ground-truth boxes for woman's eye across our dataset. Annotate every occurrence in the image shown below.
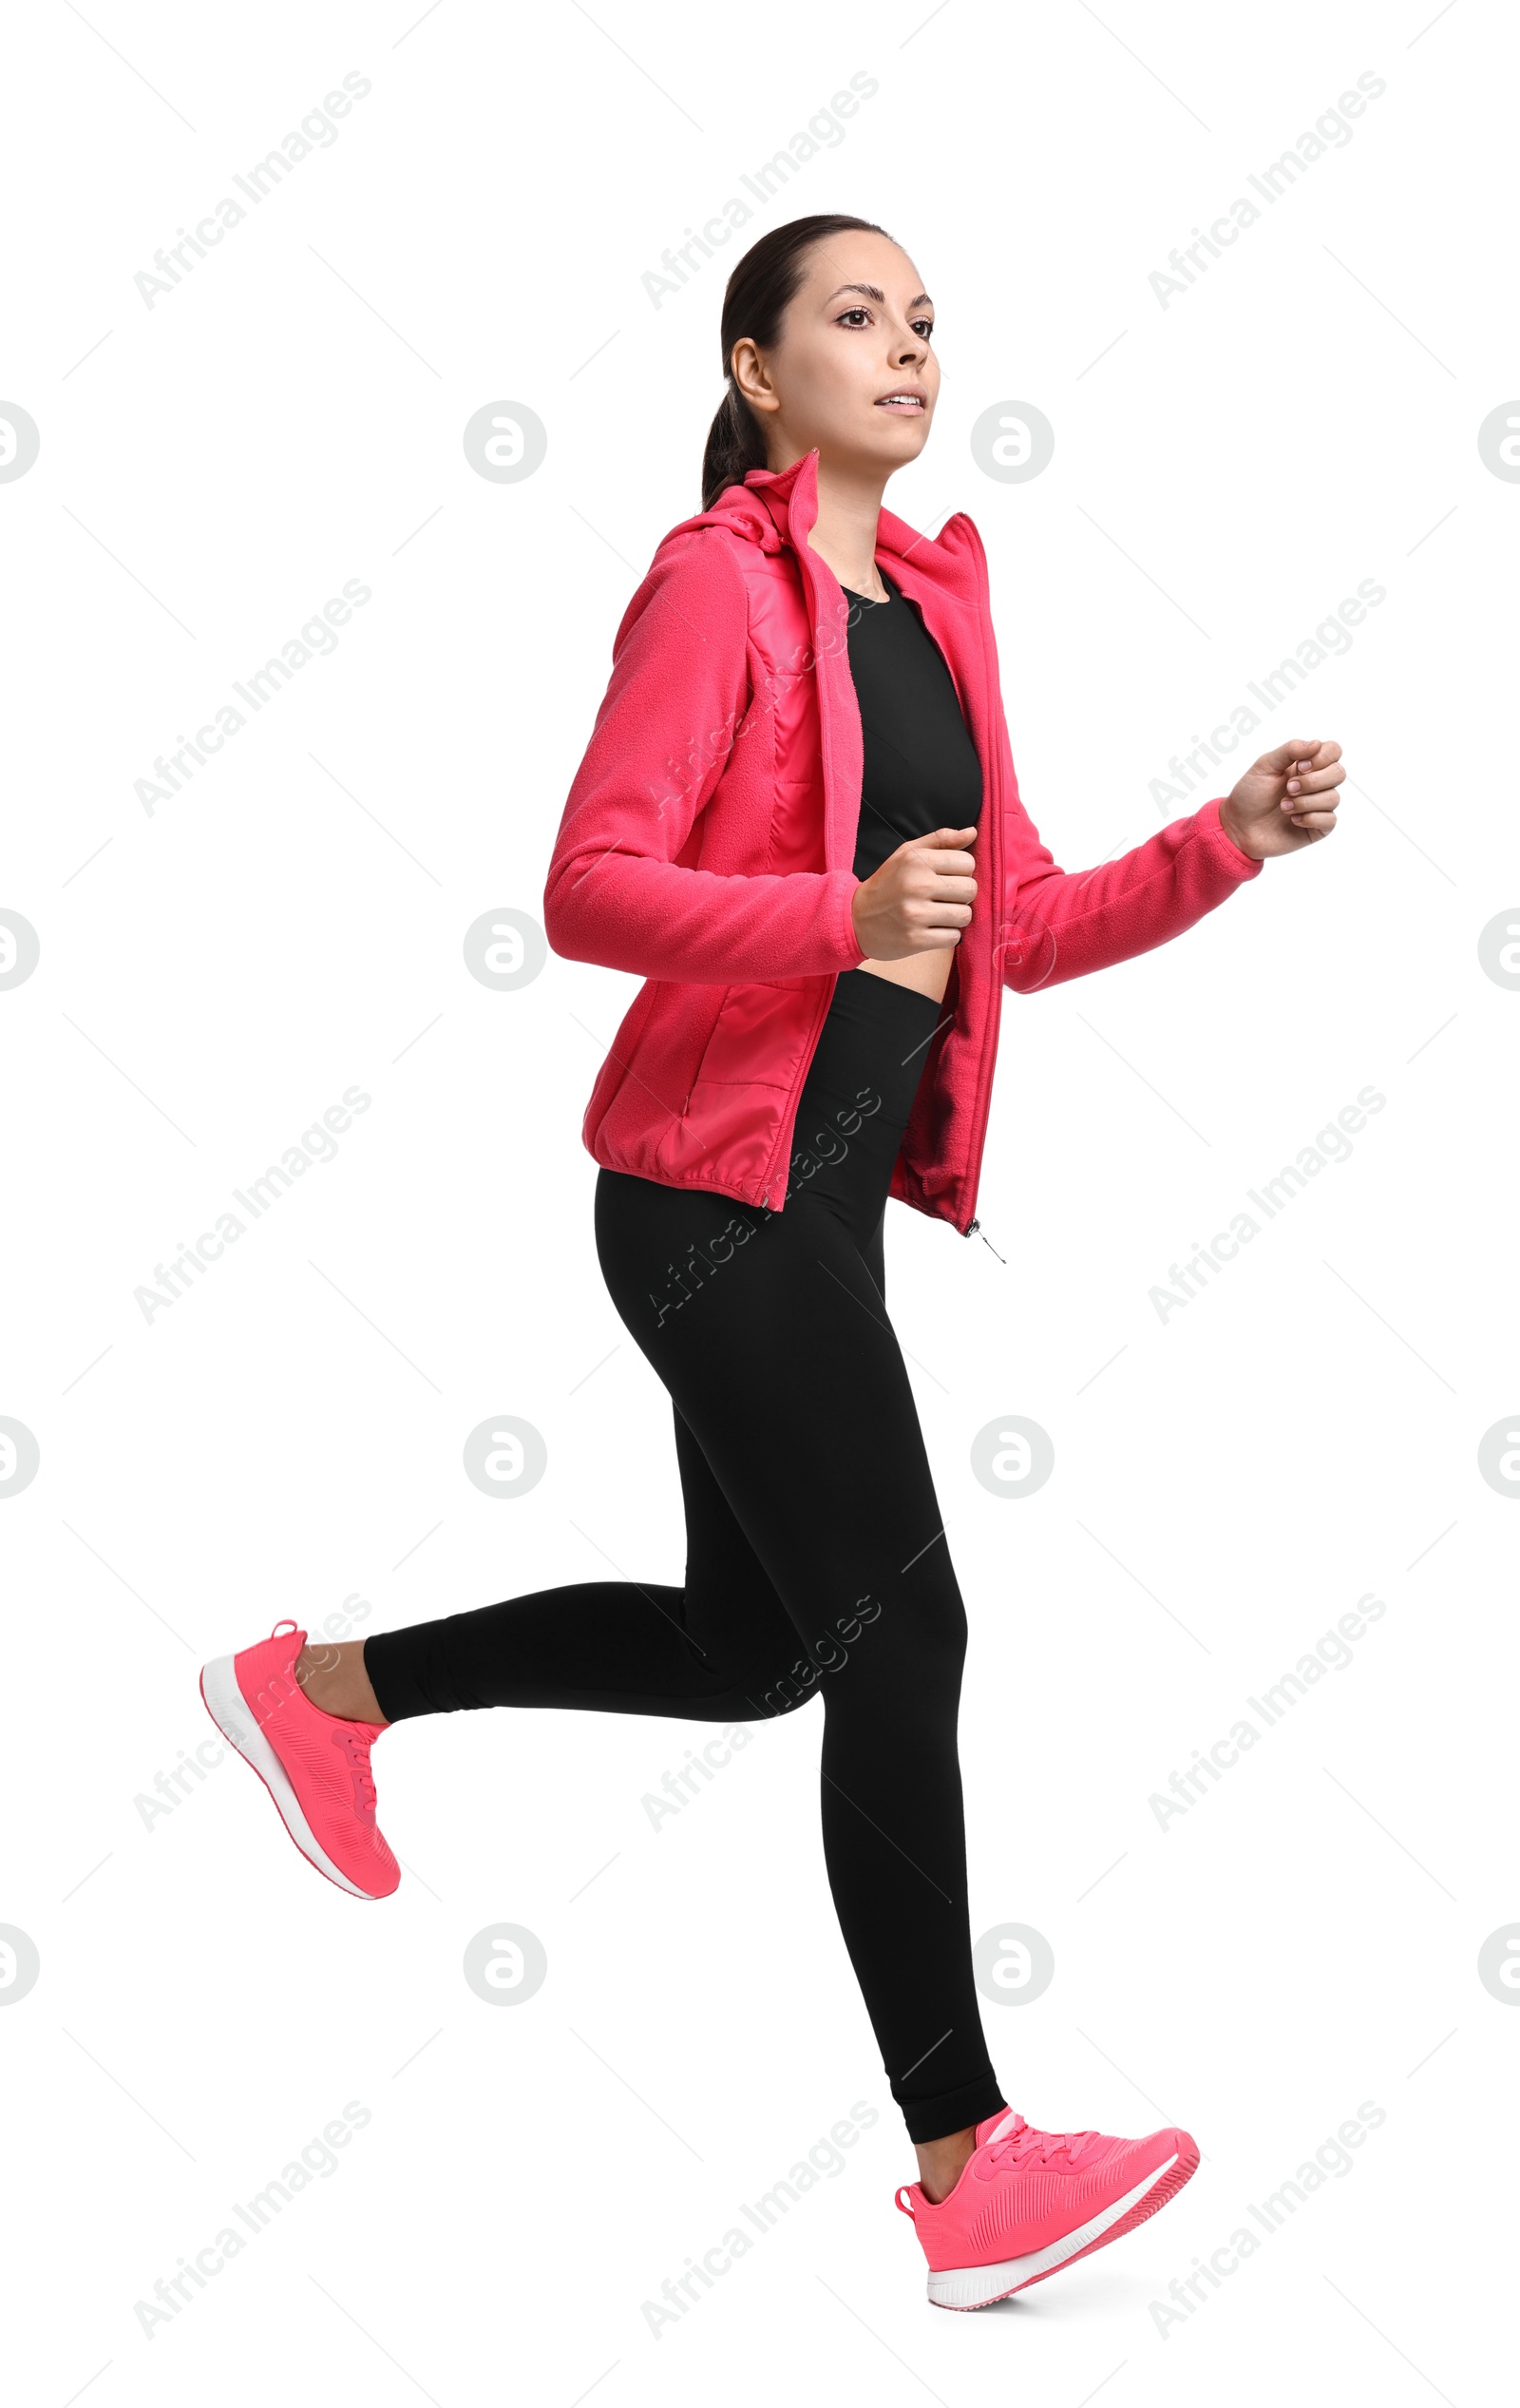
[912,318,935,339]
[837,308,871,328]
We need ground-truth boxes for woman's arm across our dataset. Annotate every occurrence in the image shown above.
[997,733,1343,992]
[984,648,1343,1003]
[997,771,1264,993]
[543,535,867,984]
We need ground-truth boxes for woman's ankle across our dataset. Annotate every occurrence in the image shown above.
[914,2123,978,2205]
[295,1640,387,1727]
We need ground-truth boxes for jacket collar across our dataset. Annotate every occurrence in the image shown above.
[668,448,982,603]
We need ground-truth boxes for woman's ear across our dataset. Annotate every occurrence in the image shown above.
[731,337,781,418]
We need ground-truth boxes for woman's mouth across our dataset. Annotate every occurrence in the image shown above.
[875,391,926,412]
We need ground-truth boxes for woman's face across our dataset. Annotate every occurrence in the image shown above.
[731,231,939,480]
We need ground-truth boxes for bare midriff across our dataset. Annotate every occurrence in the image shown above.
[856,948,957,1004]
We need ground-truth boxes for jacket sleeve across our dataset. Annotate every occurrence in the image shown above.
[543,533,867,984]
[998,744,1264,993]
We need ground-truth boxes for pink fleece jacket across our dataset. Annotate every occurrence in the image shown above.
[543,449,1262,1233]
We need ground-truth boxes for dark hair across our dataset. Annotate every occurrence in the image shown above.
[700,213,891,509]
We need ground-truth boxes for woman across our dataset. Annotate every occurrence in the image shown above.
[200,214,1343,2311]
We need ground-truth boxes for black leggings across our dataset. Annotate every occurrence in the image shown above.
[365,969,1006,2145]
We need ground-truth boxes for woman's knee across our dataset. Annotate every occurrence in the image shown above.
[829,1570,968,1697]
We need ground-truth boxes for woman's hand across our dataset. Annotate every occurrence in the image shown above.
[850,827,978,959]
[1219,738,1345,860]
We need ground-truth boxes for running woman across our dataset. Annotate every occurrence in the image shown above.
[200,214,1344,2311]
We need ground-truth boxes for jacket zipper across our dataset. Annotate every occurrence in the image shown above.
[759,459,849,1214]
[948,511,1006,1239]
[896,510,1005,1236]
[753,460,1004,1237]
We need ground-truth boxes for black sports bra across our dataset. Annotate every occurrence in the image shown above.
[840,573,983,882]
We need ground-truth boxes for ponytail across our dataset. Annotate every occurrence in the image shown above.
[701,383,770,513]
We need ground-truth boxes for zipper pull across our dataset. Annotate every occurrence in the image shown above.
[964,1217,1006,1262]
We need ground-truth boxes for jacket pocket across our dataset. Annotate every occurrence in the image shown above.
[689,980,824,1088]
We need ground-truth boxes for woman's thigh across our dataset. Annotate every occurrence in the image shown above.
[595,1169,961,1710]
[668,1400,809,1701]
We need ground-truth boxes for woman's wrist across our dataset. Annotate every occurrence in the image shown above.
[1213,793,1261,862]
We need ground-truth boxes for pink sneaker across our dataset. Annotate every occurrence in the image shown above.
[200,1618,399,1901]
[896,2109,1199,2310]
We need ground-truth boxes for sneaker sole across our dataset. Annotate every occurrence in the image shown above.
[926,2144,1195,2311]
[199,1653,380,1902]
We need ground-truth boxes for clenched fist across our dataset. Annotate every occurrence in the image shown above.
[1219,738,1346,860]
[850,825,978,960]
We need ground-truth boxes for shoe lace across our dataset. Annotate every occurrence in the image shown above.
[331,1727,377,1819]
[989,2113,1098,2171]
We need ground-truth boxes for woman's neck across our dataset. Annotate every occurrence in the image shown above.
[791,451,889,601]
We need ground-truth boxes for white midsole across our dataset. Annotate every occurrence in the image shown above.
[200,1653,370,1900]
[925,2153,1179,2309]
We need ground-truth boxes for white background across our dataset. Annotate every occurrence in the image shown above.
[2,2,1514,2401]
